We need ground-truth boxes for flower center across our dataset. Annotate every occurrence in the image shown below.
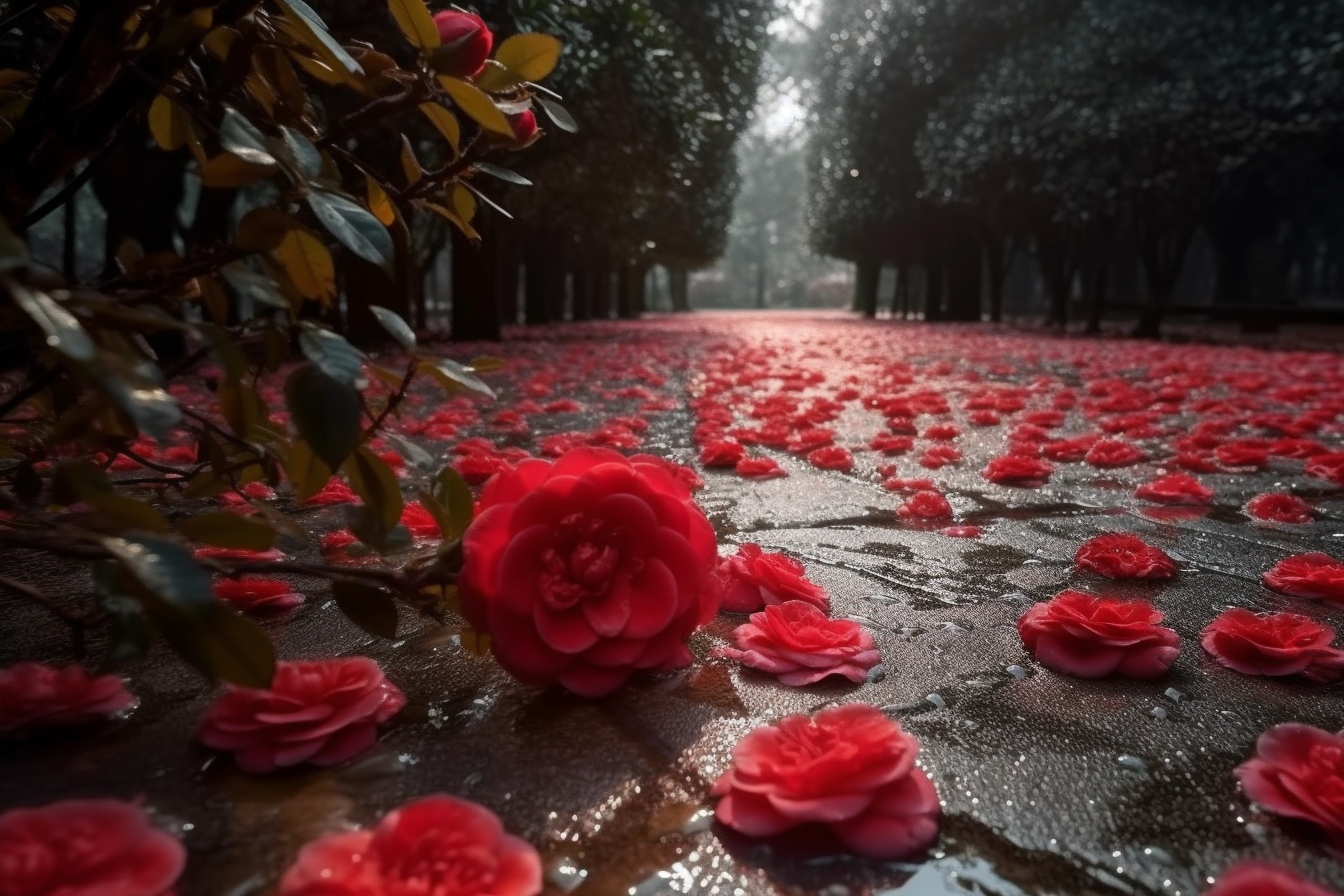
[538,513,623,610]
[382,839,495,896]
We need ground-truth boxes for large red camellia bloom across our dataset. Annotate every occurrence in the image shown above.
[1134,473,1214,505]
[0,799,185,896]
[198,657,405,773]
[1074,533,1176,580]
[1018,590,1179,679]
[0,662,135,735]
[1236,723,1344,844]
[1204,862,1338,896]
[717,601,880,686]
[718,543,829,614]
[458,448,719,697]
[1201,609,1344,682]
[278,795,540,896]
[713,704,939,860]
[1262,552,1344,604]
[432,10,493,78]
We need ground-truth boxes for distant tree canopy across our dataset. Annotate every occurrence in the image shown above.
[806,0,1344,333]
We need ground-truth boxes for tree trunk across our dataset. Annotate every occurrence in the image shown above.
[945,221,983,322]
[570,264,591,321]
[1085,256,1109,335]
[854,260,880,317]
[894,264,910,319]
[615,265,633,319]
[450,227,501,341]
[630,262,649,317]
[924,254,946,321]
[590,251,612,320]
[523,231,550,324]
[1133,224,1196,339]
[499,243,519,326]
[985,233,1009,323]
[669,267,690,312]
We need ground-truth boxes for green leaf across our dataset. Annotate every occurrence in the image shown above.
[298,321,363,384]
[95,354,183,440]
[439,76,513,137]
[418,356,495,399]
[0,219,29,273]
[10,282,95,362]
[221,261,290,311]
[217,382,268,438]
[307,190,394,270]
[473,162,532,186]
[281,127,323,180]
[431,465,474,539]
[284,439,333,502]
[53,462,169,532]
[537,97,578,133]
[103,595,155,666]
[285,363,362,470]
[275,0,363,75]
[370,306,416,349]
[180,513,279,551]
[493,33,562,82]
[342,446,403,531]
[332,580,400,638]
[387,0,440,50]
[220,107,277,166]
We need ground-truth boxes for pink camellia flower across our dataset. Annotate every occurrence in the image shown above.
[897,490,952,520]
[1018,590,1179,679]
[719,543,829,614]
[1263,553,1344,604]
[735,456,787,479]
[1204,862,1339,896]
[1074,533,1177,580]
[1134,473,1214,505]
[1084,439,1145,468]
[1245,493,1313,524]
[278,795,541,896]
[1236,723,1344,844]
[213,577,305,612]
[457,448,719,698]
[806,445,854,472]
[713,704,939,861]
[197,657,405,773]
[0,799,185,896]
[0,662,135,734]
[432,10,493,78]
[1201,609,1344,682]
[716,601,880,686]
[982,454,1053,485]
[700,439,746,468]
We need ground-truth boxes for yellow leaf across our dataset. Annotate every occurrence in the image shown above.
[148,95,191,151]
[472,60,521,94]
[0,70,30,89]
[450,184,476,224]
[236,207,296,252]
[425,202,479,241]
[203,26,236,60]
[366,176,396,226]
[399,135,422,186]
[288,50,346,85]
[418,103,460,155]
[199,154,275,188]
[274,229,335,302]
[387,0,440,51]
[439,76,512,137]
[245,72,278,117]
[459,627,491,656]
[493,33,562,83]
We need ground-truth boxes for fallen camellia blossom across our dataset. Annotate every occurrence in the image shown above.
[1262,552,1344,604]
[700,439,746,468]
[1134,473,1214,505]
[1236,723,1344,844]
[716,601,880,685]
[1200,609,1344,682]
[982,454,1053,486]
[897,490,952,520]
[1305,451,1344,486]
[302,478,358,506]
[278,794,541,896]
[1018,590,1179,679]
[1084,439,1145,468]
[194,546,286,562]
[718,543,829,613]
[713,704,939,861]
[213,577,305,612]
[939,525,983,538]
[0,662,135,735]
[1245,492,1313,524]
[735,456,787,479]
[197,657,405,773]
[918,444,962,469]
[1074,533,1176,580]
[0,799,185,896]
[1204,862,1339,896]
[457,448,720,697]
[806,445,855,472]
[400,501,443,539]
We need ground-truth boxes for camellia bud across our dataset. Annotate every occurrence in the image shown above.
[507,109,540,148]
[431,10,492,78]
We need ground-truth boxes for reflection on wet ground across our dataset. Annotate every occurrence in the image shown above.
[4,314,1344,895]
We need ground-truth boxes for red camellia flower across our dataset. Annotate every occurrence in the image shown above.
[869,434,913,455]
[982,455,1053,485]
[303,478,357,506]
[1018,590,1179,679]
[432,10,493,78]
[700,439,746,468]
[1245,492,1313,524]
[278,795,541,896]
[1201,609,1344,682]
[918,444,962,469]
[1083,439,1145,468]
[716,602,880,686]
[713,704,939,861]
[1074,533,1177,580]
[400,501,443,539]
[457,448,719,697]
[0,662,135,735]
[1236,723,1344,844]
[719,543,829,614]
[1134,473,1214,505]
[1305,451,1344,486]
[940,525,983,538]
[213,577,304,612]
[806,445,854,472]
[1262,553,1344,604]
[197,657,406,773]
[735,456,787,479]
[0,799,185,896]
[897,490,952,520]
[1204,862,1338,896]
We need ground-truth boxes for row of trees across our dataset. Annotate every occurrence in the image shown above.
[806,0,1344,334]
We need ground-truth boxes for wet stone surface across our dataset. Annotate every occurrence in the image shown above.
[4,313,1344,895]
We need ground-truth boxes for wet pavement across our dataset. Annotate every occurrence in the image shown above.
[3,312,1344,895]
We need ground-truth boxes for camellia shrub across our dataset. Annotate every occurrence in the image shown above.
[0,1,566,687]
